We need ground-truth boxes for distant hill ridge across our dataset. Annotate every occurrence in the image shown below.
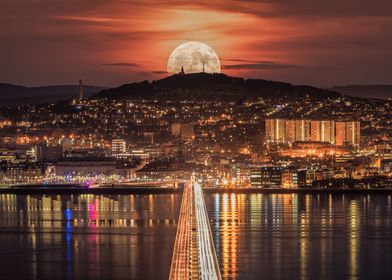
[93,73,341,100]
[0,83,106,105]
[330,85,392,99]
[3,75,390,105]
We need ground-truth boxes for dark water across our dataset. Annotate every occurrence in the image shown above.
[1,193,392,280]
[205,193,392,280]
[0,194,181,280]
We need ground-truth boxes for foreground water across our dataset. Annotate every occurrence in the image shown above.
[205,193,392,280]
[0,194,181,280]
[1,193,392,280]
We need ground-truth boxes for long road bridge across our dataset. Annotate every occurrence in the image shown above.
[169,181,221,280]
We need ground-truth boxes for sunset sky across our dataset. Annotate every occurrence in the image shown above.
[1,0,392,87]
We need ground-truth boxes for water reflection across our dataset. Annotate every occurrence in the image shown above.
[0,194,181,280]
[205,193,392,280]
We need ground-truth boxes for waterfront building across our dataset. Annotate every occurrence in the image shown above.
[36,144,63,163]
[111,139,127,156]
[250,169,262,187]
[251,166,283,187]
[55,157,128,178]
[0,161,42,183]
[281,168,298,188]
[261,166,283,186]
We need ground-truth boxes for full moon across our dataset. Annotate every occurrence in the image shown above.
[167,41,221,74]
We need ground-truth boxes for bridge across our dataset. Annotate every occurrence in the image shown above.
[169,181,221,280]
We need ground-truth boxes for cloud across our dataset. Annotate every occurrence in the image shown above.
[222,60,328,70]
[51,15,128,25]
[222,59,277,64]
[197,0,392,18]
[1,0,392,87]
[102,63,141,68]
[28,0,392,19]
[135,71,151,76]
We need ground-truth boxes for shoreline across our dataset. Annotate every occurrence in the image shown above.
[1,186,392,195]
[204,188,392,194]
[0,187,182,195]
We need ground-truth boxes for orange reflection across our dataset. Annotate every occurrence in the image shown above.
[349,200,359,280]
[219,193,244,279]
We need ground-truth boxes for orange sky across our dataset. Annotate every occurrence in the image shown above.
[1,0,392,87]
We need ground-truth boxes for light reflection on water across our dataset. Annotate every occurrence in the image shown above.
[205,193,392,280]
[2,193,392,280]
[0,194,181,280]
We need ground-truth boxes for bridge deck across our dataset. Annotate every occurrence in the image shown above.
[169,182,221,280]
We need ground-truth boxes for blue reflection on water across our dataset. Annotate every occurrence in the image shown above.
[65,208,73,279]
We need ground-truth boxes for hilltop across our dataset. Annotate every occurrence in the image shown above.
[93,73,341,101]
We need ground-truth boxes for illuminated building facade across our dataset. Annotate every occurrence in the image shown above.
[381,159,392,173]
[321,120,335,144]
[335,121,346,146]
[180,123,194,140]
[36,144,63,163]
[261,166,283,186]
[265,119,358,146]
[265,119,275,142]
[251,166,283,187]
[311,120,335,143]
[171,123,181,136]
[281,169,298,188]
[0,162,42,183]
[285,120,296,143]
[335,121,361,146]
[111,139,127,156]
[265,119,286,143]
[311,120,321,141]
[172,123,194,140]
[286,119,312,143]
[295,119,311,142]
[345,121,361,146]
[55,158,129,177]
[250,169,262,187]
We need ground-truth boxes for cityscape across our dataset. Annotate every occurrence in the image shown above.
[0,81,390,189]
[1,1,392,280]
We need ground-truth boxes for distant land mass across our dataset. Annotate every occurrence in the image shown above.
[93,73,341,101]
[3,76,390,106]
[331,85,392,99]
[0,84,106,106]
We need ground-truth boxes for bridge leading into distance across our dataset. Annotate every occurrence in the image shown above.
[169,181,221,280]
